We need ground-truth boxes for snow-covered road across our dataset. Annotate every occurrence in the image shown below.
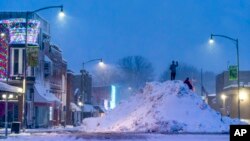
[4,133,229,141]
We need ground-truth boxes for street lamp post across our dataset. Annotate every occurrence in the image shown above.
[209,34,240,119]
[22,5,64,129]
[4,94,8,138]
[2,93,15,138]
[80,59,103,101]
[82,58,103,69]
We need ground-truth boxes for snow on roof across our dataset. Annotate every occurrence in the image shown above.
[83,104,96,112]
[208,93,216,97]
[223,82,249,89]
[70,102,81,112]
[0,81,23,93]
[34,84,61,103]
[223,84,238,89]
[67,70,75,75]
[82,80,243,133]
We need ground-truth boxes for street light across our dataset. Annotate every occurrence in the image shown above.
[2,93,15,138]
[21,5,64,129]
[78,101,83,107]
[220,94,227,114]
[221,94,227,100]
[0,32,5,37]
[59,9,65,17]
[209,38,214,44]
[80,58,104,103]
[82,58,104,69]
[209,34,240,119]
[239,89,247,101]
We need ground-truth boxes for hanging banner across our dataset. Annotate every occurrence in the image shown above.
[27,46,39,67]
[229,65,238,80]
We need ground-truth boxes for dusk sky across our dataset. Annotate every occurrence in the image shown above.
[0,0,249,77]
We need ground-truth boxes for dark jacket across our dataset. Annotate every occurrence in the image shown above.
[169,62,178,73]
[184,78,193,90]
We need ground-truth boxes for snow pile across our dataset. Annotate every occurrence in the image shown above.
[82,81,243,133]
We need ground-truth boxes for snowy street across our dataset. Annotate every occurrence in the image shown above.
[3,132,229,141]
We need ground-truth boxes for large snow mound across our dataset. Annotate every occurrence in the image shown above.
[82,81,243,133]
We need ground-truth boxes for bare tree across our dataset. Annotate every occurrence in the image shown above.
[117,55,154,90]
[92,64,122,86]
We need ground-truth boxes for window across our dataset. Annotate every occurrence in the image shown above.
[13,49,19,75]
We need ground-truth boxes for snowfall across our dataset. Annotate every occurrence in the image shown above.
[1,80,245,141]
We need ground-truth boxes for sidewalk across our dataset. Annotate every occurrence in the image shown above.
[0,125,81,135]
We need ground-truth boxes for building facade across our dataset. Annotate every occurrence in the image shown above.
[216,71,250,122]
[0,12,67,128]
[92,85,116,111]
[66,70,81,126]
[66,69,93,125]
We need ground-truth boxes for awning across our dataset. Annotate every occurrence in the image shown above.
[70,102,81,112]
[0,81,23,93]
[82,104,96,112]
[34,84,61,104]
[93,106,105,113]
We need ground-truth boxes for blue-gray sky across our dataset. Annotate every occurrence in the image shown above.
[1,0,250,77]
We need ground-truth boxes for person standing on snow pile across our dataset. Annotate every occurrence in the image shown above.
[184,77,193,91]
[169,60,178,80]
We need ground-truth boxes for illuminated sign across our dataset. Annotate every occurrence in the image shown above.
[49,106,53,121]
[110,85,116,109]
[0,18,40,45]
[27,46,39,67]
[229,65,238,80]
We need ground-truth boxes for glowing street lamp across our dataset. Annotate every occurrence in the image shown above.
[209,33,240,119]
[239,89,247,101]
[83,58,104,69]
[220,94,227,115]
[58,8,65,19]
[98,60,105,68]
[78,101,83,107]
[209,38,214,44]
[128,87,132,91]
[0,32,5,37]
[80,58,104,104]
[221,94,227,100]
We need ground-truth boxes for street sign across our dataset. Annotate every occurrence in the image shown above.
[229,65,238,80]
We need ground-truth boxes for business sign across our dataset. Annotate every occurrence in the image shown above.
[27,46,39,67]
[229,65,238,80]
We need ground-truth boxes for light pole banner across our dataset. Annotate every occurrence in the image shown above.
[229,65,238,80]
[27,46,39,67]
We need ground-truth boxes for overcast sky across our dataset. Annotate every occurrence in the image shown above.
[0,0,249,77]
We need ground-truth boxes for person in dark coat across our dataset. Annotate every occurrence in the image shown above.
[169,61,178,80]
[184,77,193,90]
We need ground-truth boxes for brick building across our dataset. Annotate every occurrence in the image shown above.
[66,69,92,125]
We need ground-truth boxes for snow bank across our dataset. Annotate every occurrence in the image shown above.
[82,81,243,133]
